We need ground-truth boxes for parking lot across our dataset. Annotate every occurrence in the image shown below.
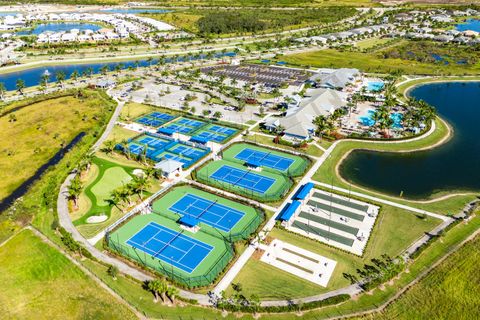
[128,79,261,124]
[200,64,313,87]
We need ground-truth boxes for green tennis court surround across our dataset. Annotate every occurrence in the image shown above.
[151,185,263,242]
[108,214,233,288]
[194,159,293,202]
[222,142,310,177]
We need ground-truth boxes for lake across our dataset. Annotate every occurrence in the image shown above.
[17,22,103,36]
[455,19,480,32]
[0,51,236,91]
[339,82,480,199]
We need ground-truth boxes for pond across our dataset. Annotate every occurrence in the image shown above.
[455,19,480,32]
[339,82,480,199]
[17,22,103,36]
[0,51,236,91]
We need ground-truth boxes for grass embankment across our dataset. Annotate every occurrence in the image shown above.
[226,202,440,300]
[0,91,111,201]
[280,46,480,75]
[313,117,478,214]
[360,234,480,320]
[0,229,136,319]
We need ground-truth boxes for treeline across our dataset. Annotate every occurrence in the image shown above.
[196,7,356,35]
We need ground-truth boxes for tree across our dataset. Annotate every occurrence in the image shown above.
[16,79,25,94]
[131,175,151,199]
[102,140,117,155]
[148,279,167,303]
[56,71,66,88]
[107,265,119,280]
[40,73,50,91]
[212,111,222,119]
[71,70,79,81]
[202,109,210,117]
[190,106,196,114]
[166,286,179,303]
[100,65,109,75]
[67,175,82,210]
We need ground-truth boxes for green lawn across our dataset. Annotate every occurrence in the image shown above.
[355,37,391,50]
[0,90,115,201]
[73,157,162,239]
[227,201,441,300]
[360,235,480,320]
[0,229,136,319]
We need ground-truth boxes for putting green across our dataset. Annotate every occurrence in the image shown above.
[90,167,132,206]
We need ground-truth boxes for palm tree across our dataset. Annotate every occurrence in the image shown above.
[120,140,130,159]
[71,70,79,81]
[213,111,222,120]
[109,188,124,211]
[67,176,82,210]
[166,286,179,304]
[0,82,5,100]
[40,73,50,91]
[100,65,109,75]
[132,176,151,199]
[148,279,167,303]
[56,71,66,88]
[102,140,117,155]
[16,79,25,94]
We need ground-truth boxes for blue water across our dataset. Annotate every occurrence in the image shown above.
[367,81,384,92]
[456,19,480,32]
[101,8,171,14]
[17,23,102,36]
[0,52,236,91]
[340,82,480,198]
[359,110,402,128]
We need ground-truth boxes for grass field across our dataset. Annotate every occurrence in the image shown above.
[355,37,391,50]
[151,185,263,241]
[195,159,293,202]
[0,91,114,202]
[360,235,480,320]
[280,47,480,75]
[0,229,136,319]
[226,201,440,300]
[109,213,233,287]
[222,142,310,176]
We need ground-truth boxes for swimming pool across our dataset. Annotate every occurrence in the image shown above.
[358,110,402,128]
[366,81,384,92]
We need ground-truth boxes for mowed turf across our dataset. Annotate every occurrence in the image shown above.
[222,142,309,176]
[151,185,262,239]
[0,91,114,201]
[90,166,132,206]
[109,214,232,286]
[195,159,292,201]
[227,202,441,300]
[0,229,136,319]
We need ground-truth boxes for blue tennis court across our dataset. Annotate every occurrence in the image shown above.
[127,222,213,273]
[235,148,294,171]
[210,165,276,194]
[137,117,163,127]
[177,118,204,127]
[137,136,170,148]
[164,123,195,134]
[170,145,205,158]
[150,112,175,121]
[194,131,227,143]
[209,125,237,136]
[170,194,245,232]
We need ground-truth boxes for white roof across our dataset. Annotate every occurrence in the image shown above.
[154,159,183,173]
